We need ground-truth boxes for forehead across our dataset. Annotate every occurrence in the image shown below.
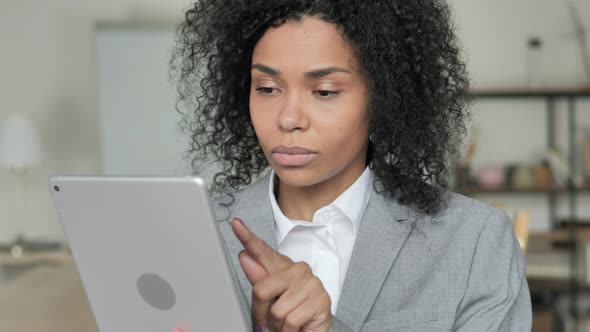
[252,16,357,71]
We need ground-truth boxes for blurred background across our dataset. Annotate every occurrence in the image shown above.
[0,0,589,331]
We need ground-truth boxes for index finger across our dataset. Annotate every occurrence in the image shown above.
[231,218,290,273]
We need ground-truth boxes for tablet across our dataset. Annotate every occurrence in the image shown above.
[48,176,249,332]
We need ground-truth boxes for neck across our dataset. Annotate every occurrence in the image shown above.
[276,161,367,222]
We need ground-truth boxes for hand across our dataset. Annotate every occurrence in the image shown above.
[231,218,332,332]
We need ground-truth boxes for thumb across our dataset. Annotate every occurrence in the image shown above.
[238,250,268,284]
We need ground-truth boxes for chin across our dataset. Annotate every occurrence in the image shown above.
[272,165,332,188]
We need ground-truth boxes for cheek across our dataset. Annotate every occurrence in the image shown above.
[249,104,274,147]
[334,121,368,152]
[318,105,369,151]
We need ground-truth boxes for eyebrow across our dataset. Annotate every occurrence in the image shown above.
[251,63,352,79]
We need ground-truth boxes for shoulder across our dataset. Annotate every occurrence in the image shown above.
[444,191,512,226]
[445,192,512,228]
[396,190,514,248]
[429,191,515,245]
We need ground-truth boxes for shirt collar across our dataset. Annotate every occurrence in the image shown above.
[330,166,373,231]
[268,167,374,243]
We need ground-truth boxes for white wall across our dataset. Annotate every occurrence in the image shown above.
[453,0,590,89]
[0,0,589,243]
[96,27,190,176]
[0,0,192,243]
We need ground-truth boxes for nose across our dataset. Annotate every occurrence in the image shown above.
[277,92,309,132]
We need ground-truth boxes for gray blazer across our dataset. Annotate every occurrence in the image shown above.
[213,173,532,331]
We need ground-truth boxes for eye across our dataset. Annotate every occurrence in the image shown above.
[314,90,340,98]
[255,87,277,95]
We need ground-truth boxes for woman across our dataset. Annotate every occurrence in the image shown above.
[171,1,532,331]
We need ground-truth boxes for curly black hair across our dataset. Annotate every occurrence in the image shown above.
[170,0,471,216]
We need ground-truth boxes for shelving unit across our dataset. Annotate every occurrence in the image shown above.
[462,88,590,332]
[467,88,590,227]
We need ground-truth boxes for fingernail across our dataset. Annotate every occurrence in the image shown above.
[254,325,262,332]
[234,217,244,226]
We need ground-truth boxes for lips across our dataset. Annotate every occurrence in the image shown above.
[270,146,318,167]
[271,146,317,154]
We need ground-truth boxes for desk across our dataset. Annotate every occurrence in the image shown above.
[526,230,590,332]
[0,253,97,331]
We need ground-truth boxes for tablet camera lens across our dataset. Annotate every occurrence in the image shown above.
[53,185,60,192]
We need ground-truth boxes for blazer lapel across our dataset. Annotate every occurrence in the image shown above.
[335,189,416,332]
[217,172,277,306]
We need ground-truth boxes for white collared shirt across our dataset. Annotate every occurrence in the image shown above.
[268,167,373,315]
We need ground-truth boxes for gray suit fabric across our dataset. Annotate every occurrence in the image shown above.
[213,173,532,331]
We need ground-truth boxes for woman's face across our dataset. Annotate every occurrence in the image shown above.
[249,16,370,188]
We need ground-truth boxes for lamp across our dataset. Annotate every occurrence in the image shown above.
[0,112,43,257]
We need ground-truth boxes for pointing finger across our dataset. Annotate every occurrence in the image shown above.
[231,217,290,273]
[238,250,268,284]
